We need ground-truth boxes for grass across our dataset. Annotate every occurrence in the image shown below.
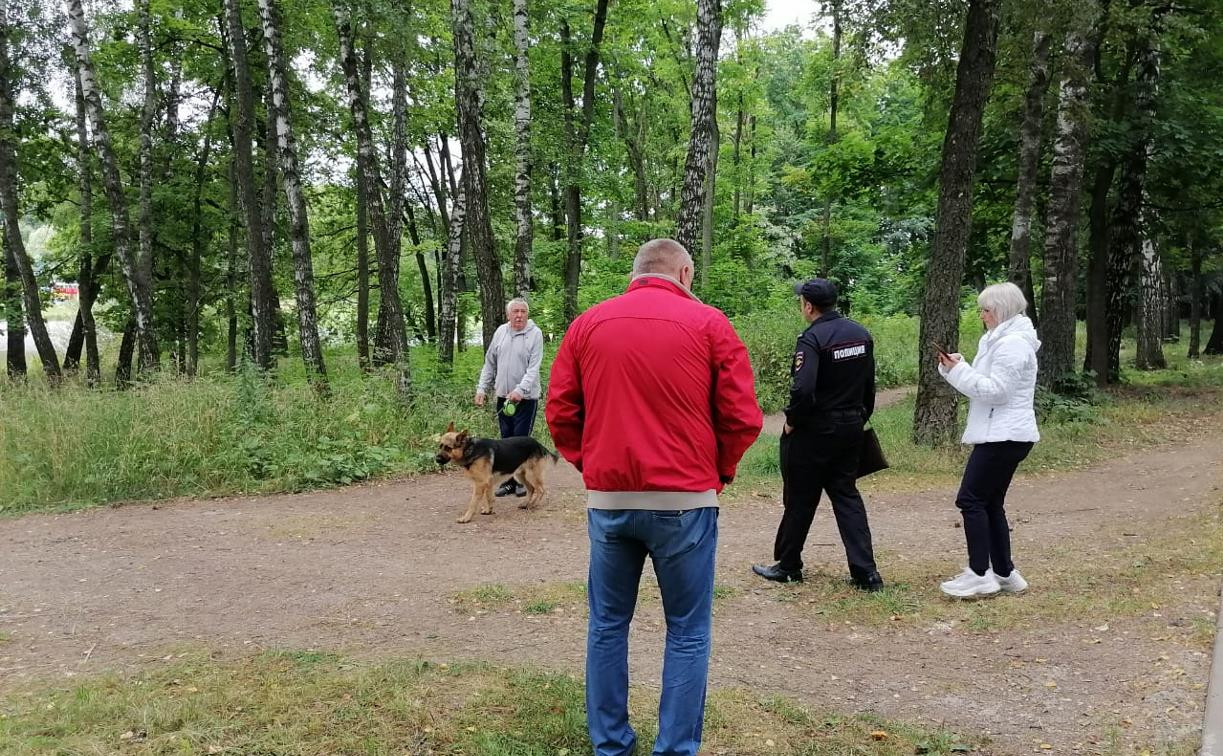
[0,651,983,755]
[735,352,1223,493]
[761,498,1223,641]
[452,580,744,617]
[2,314,1219,516]
[0,346,508,516]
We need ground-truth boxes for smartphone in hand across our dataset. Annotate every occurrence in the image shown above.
[929,339,950,359]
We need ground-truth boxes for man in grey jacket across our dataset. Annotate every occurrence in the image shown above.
[475,298,544,496]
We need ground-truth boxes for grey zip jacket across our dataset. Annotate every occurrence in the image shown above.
[477,319,544,399]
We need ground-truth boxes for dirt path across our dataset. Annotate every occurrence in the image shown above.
[1,417,1220,754]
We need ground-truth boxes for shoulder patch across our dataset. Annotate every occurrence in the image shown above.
[792,350,805,373]
[829,342,868,362]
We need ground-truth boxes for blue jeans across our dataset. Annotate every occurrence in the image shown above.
[586,507,718,756]
[496,396,538,438]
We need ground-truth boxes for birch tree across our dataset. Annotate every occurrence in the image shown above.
[334,2,410,395]
[1007,31,1052,320]
[1038,19,1096,387]
[258,0,328,390]
[675,0,723,257]
[512,0,533,298]
[222,0,275,370]
[451,0,505,346]
[67,0,159,372]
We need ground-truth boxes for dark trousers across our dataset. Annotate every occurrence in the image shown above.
[956,441,1033,577]
[773,422,878,579]
[496,397,538,438]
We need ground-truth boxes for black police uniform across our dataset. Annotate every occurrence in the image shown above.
[774,309,882,587]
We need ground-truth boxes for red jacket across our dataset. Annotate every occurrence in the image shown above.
[546,275,763,496]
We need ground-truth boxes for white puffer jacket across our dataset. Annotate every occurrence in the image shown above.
[939,315,1041,445]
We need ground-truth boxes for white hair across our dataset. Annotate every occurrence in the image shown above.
[505,297,529,314]
[978,282,1028,325]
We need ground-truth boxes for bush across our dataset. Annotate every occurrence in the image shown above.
[735,306,983,412]
[0,348,508,515]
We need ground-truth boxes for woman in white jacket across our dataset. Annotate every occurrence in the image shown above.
[937,282,1040,598]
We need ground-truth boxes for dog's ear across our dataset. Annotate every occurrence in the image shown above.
[456,429,469,444]
[445,421,456,433]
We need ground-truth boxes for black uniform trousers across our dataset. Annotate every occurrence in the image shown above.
[773,419,878,579]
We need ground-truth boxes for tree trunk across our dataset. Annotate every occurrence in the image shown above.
[2,223,24,379]
[187,90,221,378]
[452,0,505,347]
[1037,25,1094,388]
[1108,23,1164,377]
[136,0,157,372]
[820,0,842,277]
[66,65,100,386]
[913,0,1001,446]
[1164,269,1179,341]
[1204,290,1223,355]
[116,319,136,389]
[1084,158,1118,382]
[1008,31,1052,321]
[733,92,744,221]
[560,0,611,325]
[745,114,757,216]
[439,184,467,365]
[613,88,650,222]
[259,89,287,357]
[1134,237,1166,369]
[0,14,60,382]
[405,202,436,342]
[700,123,719,290]
[259,0,328,392]
[225,154,240,372]
[549,164,565,242]
[333,4,409,396]
[222,0,274,370]
[69,0,161,373]
[1188,242,1201,358]
[383,52,410,365]
[355,169,370,368]
[512,0,533,298]
[675,0,723,255]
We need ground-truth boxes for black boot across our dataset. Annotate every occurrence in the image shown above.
[848,571,884,592]
[495,480,517,497]
[752,562,803,583]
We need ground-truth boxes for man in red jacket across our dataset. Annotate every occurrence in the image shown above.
[547,239,763,756]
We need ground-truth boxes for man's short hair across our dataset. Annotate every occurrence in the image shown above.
[632,239,692,277]
[506,297,529,314]
[977,282,1027,323]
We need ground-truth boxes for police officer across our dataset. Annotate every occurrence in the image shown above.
[752,278,884,591]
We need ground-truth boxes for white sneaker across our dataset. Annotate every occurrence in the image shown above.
[995,569,1028,594]
[939,567,1001,598]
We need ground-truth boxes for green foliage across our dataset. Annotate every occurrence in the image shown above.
[738,306,983,412]
[1036,370,1103,426]
[0,347,501,515]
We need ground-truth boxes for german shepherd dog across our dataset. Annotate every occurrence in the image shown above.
[434,422,558,523]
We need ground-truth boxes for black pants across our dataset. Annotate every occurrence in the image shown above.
[956,441,1033,576]
[496,397,538,438]
[774,422,878,579]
